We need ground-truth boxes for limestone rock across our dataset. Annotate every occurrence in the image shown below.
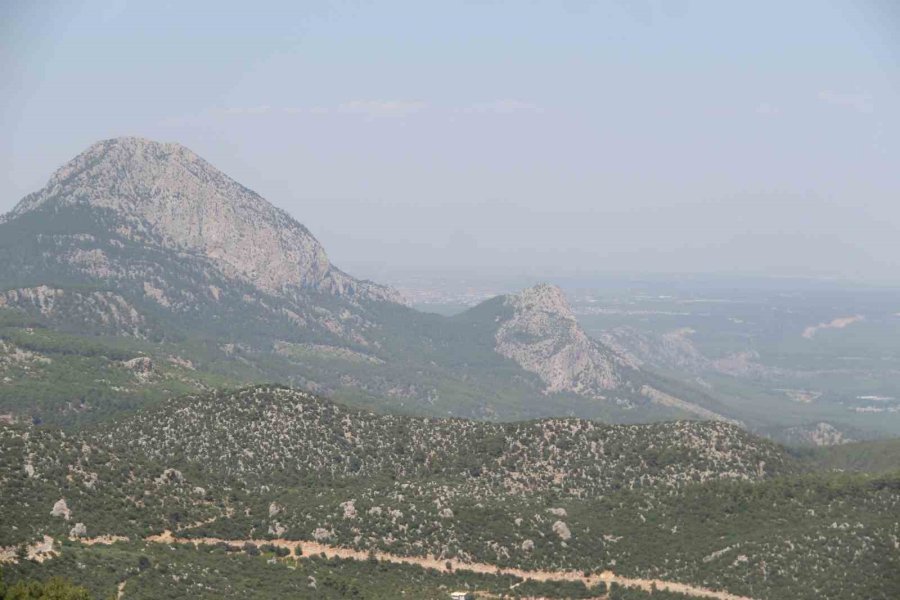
[123,356,154,381]
[9,137,400,304]
[51,499,71,520]
[552,520,572,541]
[495,284,627,398]
[155,468,184,485]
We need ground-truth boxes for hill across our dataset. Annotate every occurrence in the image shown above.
[1,386,897,599]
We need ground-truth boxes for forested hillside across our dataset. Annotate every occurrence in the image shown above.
[2,386,897,599]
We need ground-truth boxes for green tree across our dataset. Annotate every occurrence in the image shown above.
[2,576,92,600]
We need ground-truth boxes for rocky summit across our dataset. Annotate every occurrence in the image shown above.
[6,137,400,304]
[494,283,627,398]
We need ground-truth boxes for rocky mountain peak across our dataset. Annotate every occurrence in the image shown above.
[8,137,400,303]
[506,283,574,320]
[494,283,626,398]
[13,137,213,216]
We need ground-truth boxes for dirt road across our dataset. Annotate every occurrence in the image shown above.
[143,531,755,600]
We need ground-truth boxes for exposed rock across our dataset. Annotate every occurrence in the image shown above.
[69,522,87,537]
[155,468,184,485]
[782,422,853,447]
[599,326,708,372]
[340,499,358,519]
[495,284,626,398]
[268,522,287,537]
[273,342,384,365]
[802,315,864,339]
[0,341,51,369]
[123,356,154,382]
[143,282,171,307]
[552,520,572,541]
[9,137,400,304]
[521,539,535,551]
[50,499,71,520]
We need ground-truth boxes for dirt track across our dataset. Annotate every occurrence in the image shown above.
[143,531,755,600]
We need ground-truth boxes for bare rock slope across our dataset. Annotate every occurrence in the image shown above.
[494,284,628,398]
[7,137,399,304]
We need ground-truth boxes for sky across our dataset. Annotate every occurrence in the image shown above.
[2,0,899,282]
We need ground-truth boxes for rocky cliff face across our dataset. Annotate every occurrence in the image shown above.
[7,137,400,304]
[494,284,628,398]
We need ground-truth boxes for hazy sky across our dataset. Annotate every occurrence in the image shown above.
[2,1,899,281]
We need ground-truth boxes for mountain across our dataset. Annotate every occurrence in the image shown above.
[0,137,736,426]
[4,137,399,304]
[494,284,627,397]
[0,137,401,352]
[2,386,898,599]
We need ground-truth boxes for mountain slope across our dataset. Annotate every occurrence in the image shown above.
[0,137,738,425]
[456,286,740,422]
[494,284,628,397]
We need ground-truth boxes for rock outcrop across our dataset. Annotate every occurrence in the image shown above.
[50,498,71,520]
[494,284,627,398]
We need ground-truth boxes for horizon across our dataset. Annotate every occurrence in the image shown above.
[3,0,899,283]
[6,133,899,290]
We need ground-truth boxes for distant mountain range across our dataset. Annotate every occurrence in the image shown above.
[0,137,736,426]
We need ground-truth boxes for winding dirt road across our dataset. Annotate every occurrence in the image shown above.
[142,531,754,600]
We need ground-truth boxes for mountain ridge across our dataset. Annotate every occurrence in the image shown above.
[0,137,741,426]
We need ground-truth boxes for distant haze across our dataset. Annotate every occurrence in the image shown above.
[3,1,899,281]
